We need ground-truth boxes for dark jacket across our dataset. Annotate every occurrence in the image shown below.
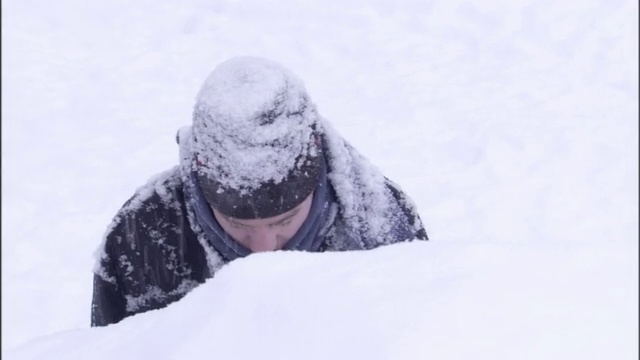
[91,135,428,327]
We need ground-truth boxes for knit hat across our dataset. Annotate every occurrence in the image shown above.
[190,56,324,219]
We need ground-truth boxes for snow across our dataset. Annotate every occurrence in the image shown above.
[4,241,637,359]
[2,0,638,358]
[191,56,319,190]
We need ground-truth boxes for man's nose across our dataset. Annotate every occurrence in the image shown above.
[249,227,278,252]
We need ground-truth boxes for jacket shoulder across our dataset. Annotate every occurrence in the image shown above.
[320,129,428,248]
[93,166,208,318]
[114,166,185,220]
[94,166,188,280]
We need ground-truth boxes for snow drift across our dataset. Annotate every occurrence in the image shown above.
[5,240,636,360]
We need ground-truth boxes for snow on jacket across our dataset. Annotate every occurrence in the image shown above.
[91,122,428,327]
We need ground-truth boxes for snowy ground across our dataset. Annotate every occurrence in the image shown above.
[2,0,638,359]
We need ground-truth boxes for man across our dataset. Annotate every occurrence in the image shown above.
[91,56,428,327]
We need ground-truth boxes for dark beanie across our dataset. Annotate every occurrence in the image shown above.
[190,56,325,219]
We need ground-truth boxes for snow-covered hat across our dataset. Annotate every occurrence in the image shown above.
[190,56,324,219]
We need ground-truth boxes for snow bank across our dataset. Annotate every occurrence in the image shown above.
[5,240,637,360]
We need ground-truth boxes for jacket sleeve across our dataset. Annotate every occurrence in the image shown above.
[91,272,126,327]
[385,179,429,241]
[91,213,129,327]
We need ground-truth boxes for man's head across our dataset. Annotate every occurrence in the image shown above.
[190,56,324,227]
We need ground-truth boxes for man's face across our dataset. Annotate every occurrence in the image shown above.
[211,191,314,252]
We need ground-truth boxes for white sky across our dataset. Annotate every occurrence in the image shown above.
[2,0,638,358]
